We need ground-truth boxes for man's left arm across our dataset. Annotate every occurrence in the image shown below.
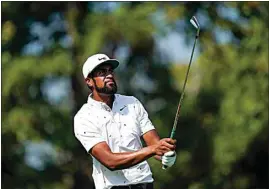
[143,130,177,168]
[142,130,162,161]
[133,97,162,161]
[135,97,177,167]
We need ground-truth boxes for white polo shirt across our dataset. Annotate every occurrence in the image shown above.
[74,94,155,189]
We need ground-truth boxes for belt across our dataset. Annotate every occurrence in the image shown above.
[111,182,153,189]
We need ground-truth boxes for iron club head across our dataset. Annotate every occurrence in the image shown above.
[190,16,200,37]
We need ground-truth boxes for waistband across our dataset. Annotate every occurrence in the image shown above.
[111,182,153,189]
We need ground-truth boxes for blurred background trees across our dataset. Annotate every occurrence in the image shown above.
[1,2,268,189]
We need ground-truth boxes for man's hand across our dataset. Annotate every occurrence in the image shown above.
[152,138,176,156]
[162,151,176,168]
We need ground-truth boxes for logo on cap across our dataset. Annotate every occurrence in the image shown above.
[98,57,107,61]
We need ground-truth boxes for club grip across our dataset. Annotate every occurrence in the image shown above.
[161,151,175,170]
[161,131,176,170]
[170,130,176,139]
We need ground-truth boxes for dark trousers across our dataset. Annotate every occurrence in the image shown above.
[111,182,153,189]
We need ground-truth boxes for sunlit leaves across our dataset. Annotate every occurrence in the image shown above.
[2,107,41,142]
[196,11,268,186]
[2,51,73,97]
[83,2,158,53]
[2,20,17,45]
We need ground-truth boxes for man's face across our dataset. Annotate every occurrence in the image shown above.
[86,64,117,95]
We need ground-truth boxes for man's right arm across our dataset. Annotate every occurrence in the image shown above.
[90,138,175,171]
[74,111,175,171]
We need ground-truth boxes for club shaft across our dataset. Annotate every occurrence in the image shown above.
[163,35,198,170]
[169,34,198,139]
[162,34,198,170]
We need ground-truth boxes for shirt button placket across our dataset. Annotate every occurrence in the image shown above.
[117,111,123,150]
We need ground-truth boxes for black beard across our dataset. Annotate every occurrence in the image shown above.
[93,79,117,95]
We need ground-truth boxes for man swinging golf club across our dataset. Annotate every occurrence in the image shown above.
[74,53,177,189]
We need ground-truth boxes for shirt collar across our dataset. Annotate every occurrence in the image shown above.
[87,93,118,111]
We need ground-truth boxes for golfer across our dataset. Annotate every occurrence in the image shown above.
[74,54,177,189]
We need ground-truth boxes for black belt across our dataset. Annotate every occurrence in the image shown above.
[111,182,153,189]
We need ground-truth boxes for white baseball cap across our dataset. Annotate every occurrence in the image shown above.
[82,53,119,78]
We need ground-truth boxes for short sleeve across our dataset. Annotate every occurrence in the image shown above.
[133,97,155,136]
[74,115,105,153]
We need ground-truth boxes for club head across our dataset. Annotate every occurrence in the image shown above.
[190,16,200,37]
[190,16,200,29]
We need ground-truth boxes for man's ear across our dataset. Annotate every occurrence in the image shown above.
[85,77,93,88]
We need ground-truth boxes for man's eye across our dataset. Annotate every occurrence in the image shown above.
[95,69,113,76]
[98,70,105,74]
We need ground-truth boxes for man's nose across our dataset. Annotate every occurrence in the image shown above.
[105,73,114,79]
[106,72,114,78]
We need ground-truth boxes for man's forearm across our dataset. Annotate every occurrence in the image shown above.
[90,137,176,171]
[104,145,156,171]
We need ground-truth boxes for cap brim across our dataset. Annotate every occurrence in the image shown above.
[89,59,119,77]
[102,59,119,69]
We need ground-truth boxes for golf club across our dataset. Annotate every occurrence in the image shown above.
[162,16,200,169]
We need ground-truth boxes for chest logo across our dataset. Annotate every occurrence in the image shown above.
[120,105,127,111]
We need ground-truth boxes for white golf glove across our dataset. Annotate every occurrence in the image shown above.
[162,151,176,168]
